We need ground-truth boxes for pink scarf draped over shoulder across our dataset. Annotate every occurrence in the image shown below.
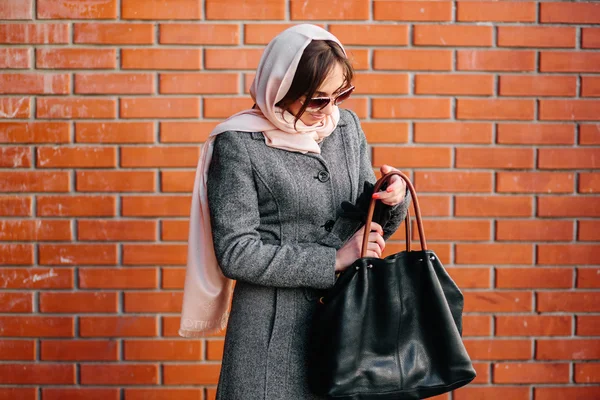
[179,24,348,337]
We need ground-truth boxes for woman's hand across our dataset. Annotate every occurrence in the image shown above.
[334,222,385,272]
[372,165,406,206]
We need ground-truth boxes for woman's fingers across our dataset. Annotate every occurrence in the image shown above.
[369,222,383,235]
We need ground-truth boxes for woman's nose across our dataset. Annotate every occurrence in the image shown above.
[321,101,335,115]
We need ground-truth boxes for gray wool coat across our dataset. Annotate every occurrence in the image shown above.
[207,109,410,400]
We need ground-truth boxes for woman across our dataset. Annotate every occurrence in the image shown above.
[179,24,410,399]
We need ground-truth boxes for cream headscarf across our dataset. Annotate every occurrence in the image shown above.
[179,24,348,337]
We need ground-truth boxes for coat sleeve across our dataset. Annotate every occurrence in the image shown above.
[207,131,337,290]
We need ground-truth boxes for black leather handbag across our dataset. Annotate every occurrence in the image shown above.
[308,171,476,400]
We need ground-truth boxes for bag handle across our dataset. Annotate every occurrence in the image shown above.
[361,171,427,257]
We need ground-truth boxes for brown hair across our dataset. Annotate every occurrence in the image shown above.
[275,40,353,127]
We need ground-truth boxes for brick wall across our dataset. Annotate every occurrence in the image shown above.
[0,0,599,399]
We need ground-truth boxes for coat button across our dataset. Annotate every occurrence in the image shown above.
[317,170,330,182]
[323,220,335,232]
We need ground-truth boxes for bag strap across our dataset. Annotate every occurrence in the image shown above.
[361,171,428,257]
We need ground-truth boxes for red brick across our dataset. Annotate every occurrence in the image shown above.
[41,340,118,361]
[579,173,600,193]
[0,293,32,312]
[122,196,190,217]
[160,121,216,143]
[0,97,30,118]
[124,292,182,313]
[373,146,451,168]
[457,1,536,22]
[209,0,283,19]
[0,122,70,143]
[161,24,239,45]
[414,25,492,47]
[497,123,575,145]
[36,48,115,69]
[579,220,600,241]
[122,0,201,20]
[454,386,529,400]
[39,244,117,265]
[0,48,31,69]
[493,363,569,384]
[0,267,73,289]
[204,97,253,118]
[498,26,576,48]
[0,220,71,241]
[374,49,452,71]
[40,292,118,313]
[0,0,33,19]
[539,148,600,169]
[497,172,574,194]
[538,292,600,312]
[538,196,599,217]
[163,364,221,385]
[582,76,600,97]
[121,147,199,168]
[42,388,119,400]
[124,340,201,361]
[578,268,600,288]
[457,99,534,120]
[75,73,154,94]
[577,316,600,336]
[415,74,492,96]
[0,73,69,94]
[499,75,577,97]
[79,316,158,337]
[535,387,600,400]
[290,0,366,20]
[580,124,600,145]
[496,220,573,241]
[538,244,600,266]
[162,268,186,289]
[122,49,202,70]
[415,171,493,193]
[74,23,153,44]
[541,2,600,24]
[540,52,600,73]
[0,146,31,167]
[0,340,35,360]
[575,363,600,383]
[75,122,154,144]
[79,268,158,289]
[124,388,203,400]
[161,171,195,193]
[0,364,75,384]
[38,0,117,19]
[329,24,408,46]
[496,316,571,337]
[159,73,238,94]
[582,28,600,49]
[538,340,600,361]
[464,339,531,361]
[542,99,600,121]
[0,23,69,44]
[496,268,572,289]
[414,122,492,144]
[457,148,534,169]
[353,74,408,95]
[123,244,187,266]
[0,171,69,192]
[0,316,74,337]
[361,122,409,144]
[161,220,189,241]
[464,292,532,312]
[207,339,224,360]
[242,23,297,45]
[205,48,262,70]
[414,220,491,242]
[457,244,533,265]
[457,50,535,72]
[373,98,451,119]
[121,98,200,119]
[37,98,116,119]
[471,363,489,384]
[0,196,31,216]
[37,196,115,217]
[374,1,452,21]
[81,364,159,385]
[462,315,492,336]
[37,147,116,168]
[78,220,156,241]
[76,170,156,192]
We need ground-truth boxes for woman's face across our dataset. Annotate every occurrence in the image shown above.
[288,62,347,126]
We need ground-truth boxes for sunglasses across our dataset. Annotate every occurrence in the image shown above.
[300,85,355,112]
